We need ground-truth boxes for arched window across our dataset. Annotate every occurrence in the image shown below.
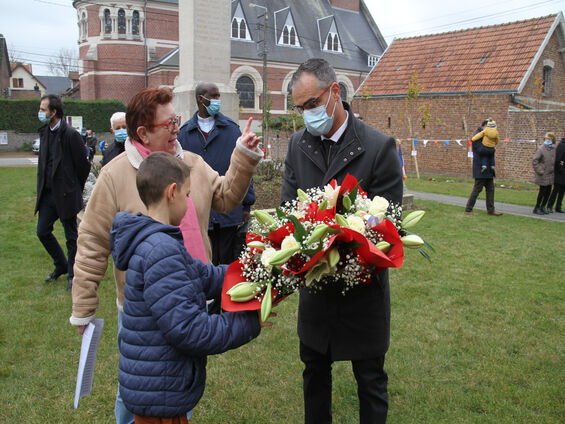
[333,34,339,51]
[283,27,289,45]
[286,82,294,111]
[104,9,112,34]
[118,9,126,35]
[290,27,296,45]
[232,19,239,38]
[239,19,246,39]
[339,83,347,102]
[236,76,255,108]
[132,11,140,35]
[327,33,333,51]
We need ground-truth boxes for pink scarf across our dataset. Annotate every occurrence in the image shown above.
[132,141,208,263]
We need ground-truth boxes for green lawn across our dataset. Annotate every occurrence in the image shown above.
[405,174,539,207]
[0,167,563,423]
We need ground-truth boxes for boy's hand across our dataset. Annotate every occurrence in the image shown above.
[258,310,276,327]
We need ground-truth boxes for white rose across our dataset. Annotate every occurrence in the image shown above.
[347,215,366,235]
[260,247,277,269]
[369,196,389,216]
[324,184,340,208]
[281,235,299,250]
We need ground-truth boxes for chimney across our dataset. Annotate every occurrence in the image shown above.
[329,0,359,12]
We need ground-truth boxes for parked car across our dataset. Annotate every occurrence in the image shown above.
[32,138,40,154]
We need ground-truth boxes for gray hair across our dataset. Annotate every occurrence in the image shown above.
[290,58,336,90]
[110,111,126,129]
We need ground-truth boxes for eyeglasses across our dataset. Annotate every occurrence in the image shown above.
[151,116,181,132]
[292,84,333,115]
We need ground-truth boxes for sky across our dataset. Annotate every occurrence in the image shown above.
[1,0,565,76]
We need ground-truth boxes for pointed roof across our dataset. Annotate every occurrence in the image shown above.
[360,13,565,96]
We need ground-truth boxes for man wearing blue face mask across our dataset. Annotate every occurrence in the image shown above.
[178,82,255,268]
[281,59,403,424]
[102,111,127,167]
[35,94,91,290]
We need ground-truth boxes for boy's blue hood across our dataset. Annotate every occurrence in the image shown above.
[110,212,183,271]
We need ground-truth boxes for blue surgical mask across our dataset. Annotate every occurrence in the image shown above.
[205,99,221,116]
[114,128,128,142]
[302,87,337,137]
[544,141,553,146]
[38,112,51,124]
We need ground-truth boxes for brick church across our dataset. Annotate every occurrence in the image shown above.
[73,0,386,123]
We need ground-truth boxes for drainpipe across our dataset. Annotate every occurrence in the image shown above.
[144,0,148,87]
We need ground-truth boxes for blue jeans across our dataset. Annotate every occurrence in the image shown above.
[115,310,134,424]
[115,310,192,422]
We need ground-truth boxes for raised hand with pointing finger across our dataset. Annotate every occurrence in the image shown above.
[239,117,261,150]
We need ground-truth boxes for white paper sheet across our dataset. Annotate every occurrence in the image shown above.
[74,319,104,409]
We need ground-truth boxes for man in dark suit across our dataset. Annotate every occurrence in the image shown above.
[35,94,91,290]
[464,120,503,216]
[281,58,403,424]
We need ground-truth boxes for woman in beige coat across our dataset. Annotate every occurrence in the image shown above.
[532,132,556,215]
[69,87,262,423]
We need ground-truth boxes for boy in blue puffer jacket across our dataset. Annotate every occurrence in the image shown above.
[110,152,269,423]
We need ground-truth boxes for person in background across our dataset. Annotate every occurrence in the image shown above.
[547,137,565,213]
[111,152,268,424]
[464,119,503,216]
[85,129,97,162]
[281,58,403,424]
[102,111,128,167]
[532,132,556,215]
[471,118,499,173]
[35,94,91,291]
[178,82,255,266]
[70,87,262,424]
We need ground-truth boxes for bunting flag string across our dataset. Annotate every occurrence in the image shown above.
[396,138,537,146]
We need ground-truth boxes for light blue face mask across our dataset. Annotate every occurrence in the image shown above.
[544,141,553,146]
[114,128,128,142]
[202,97,221,116]
[38,111,51,125]
[302,86,337,137]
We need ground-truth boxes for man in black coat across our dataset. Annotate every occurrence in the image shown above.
[101,111,127,167]
[281,58,403,424]
[464,120,503,216]
[35,94,91,290]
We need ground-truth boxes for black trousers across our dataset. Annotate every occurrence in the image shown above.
[208,224,246,266]
[465,178,495,213]
[36,189,78,278]
[548,183,564,210]
[535,185,552,208]
[300,341,388,424]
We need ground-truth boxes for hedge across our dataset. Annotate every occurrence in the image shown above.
[0,98,126,133]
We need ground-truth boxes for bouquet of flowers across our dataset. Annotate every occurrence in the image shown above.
[221,174,432,321]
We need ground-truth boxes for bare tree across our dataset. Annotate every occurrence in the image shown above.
[47,48,78,77]
[8,43,22,64]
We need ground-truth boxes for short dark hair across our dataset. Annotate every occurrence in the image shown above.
[126,87,173,142]
[40,94,63,118]
[136,152,190,208]
[291,58,336,90]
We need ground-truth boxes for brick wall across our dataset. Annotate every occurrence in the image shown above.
[356,93,565,183]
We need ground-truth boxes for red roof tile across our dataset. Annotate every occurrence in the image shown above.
[361,14,558,95]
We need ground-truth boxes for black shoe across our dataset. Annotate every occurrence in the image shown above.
[66,277,73,291]
[543,207,551,214]
[45,268,67,282]
[547,208,553,214]
[533,207,544,215]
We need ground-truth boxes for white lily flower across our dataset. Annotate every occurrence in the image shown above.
[324,184,340,208]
